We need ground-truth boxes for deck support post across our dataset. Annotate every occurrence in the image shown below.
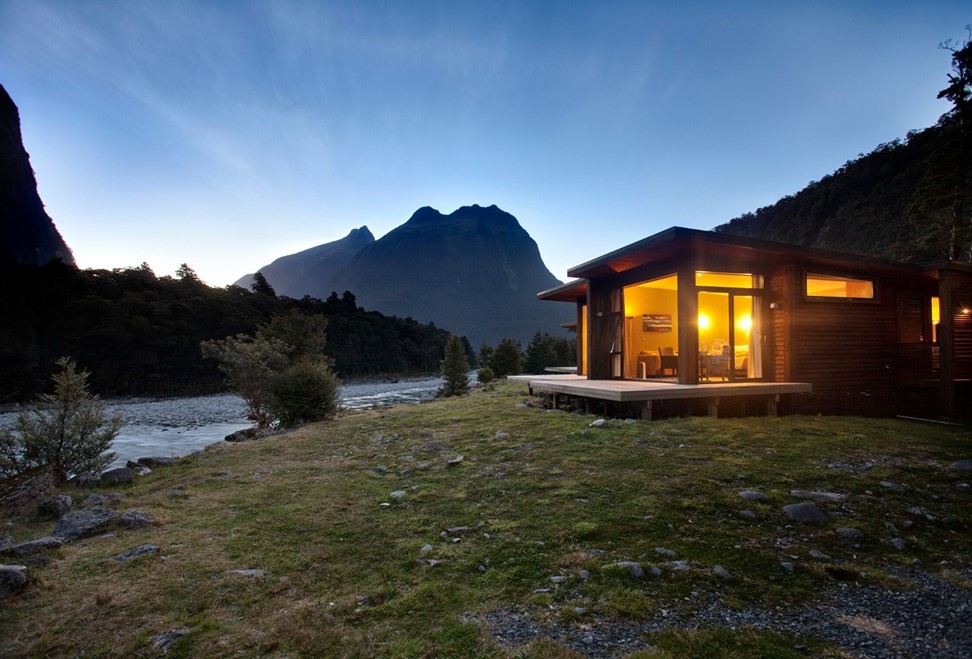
[642,400,653,420]
[551,393,559,409]
[707,397,720,418]
[767,394,780,417]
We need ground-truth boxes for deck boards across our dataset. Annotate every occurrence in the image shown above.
[508,374,811,402]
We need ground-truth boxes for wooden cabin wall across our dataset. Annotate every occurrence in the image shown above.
[587,280,615,380]
[784,270,900,416]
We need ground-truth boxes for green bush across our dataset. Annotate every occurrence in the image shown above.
[439,334,470,397]
[476,367,494,384]
[269,358,340,427]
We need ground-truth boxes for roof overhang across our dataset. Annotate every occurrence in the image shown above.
[538,279,588,302]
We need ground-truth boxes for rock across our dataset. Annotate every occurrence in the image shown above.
[118,510,154,529]
[589,419,607,428]
[607,561,644,578]
[126,460,152,476]
[879,480,905,493]
[781,561,795,573]
[789,490,845,503]
[579,569,590,579]
[225,427,260,442]
[515,403,529,409]
[668,560,690,571]
[390,490,407,500]
[38,494,73,517]
[2,536,62,557]
[137,457,178,468]
[420,544,433,553]
[550,575,567,584]
[0,564,29,597]
[0,466,55,521]
[654,547,677,558]
[739,509,757,518]
[739,491,768,501]
[446,526,474,535]
[114,544,159,562]
[808,549,831,560]
[229,568,265,577]
[84,492,126,509]
[447,455,464,467]
[99,468,133,487]
[53,506,118,541]
[624,418,637,424]
[0,535,10,551]
[713,565,732,581]
[889,537,907,550]
[949,460,972,471]
[783,502,829,523]
[151,628,190,651]
[494,431,511,441]
[836,527,865,540]
[68,471,100,488]
[650,566,663,576]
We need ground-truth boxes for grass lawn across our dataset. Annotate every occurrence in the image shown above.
[2,381,970,657]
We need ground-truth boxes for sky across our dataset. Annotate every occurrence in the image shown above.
[0,1,968,287]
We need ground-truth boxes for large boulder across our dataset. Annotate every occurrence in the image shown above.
[0,467,55,523]
[99,468,133,487]
[783,502,829,523]
[137,457,178,468]
[53,506,118,541]
[2,536,63,557]
[0,564,28,597]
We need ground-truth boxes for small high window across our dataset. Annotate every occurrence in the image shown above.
[806,273,874,299]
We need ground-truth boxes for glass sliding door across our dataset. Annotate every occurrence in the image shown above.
[697,291,762,382]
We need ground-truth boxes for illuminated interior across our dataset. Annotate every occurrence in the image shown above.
[622,274,678,378]
[695,271,756,288]
[931,296,940,343]
[580,304,588,375]
[806,273,874,299]
[697,290,762,381]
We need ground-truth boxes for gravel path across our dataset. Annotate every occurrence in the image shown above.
[476,568,972,657]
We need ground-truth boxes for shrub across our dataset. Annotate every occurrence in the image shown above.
[269,357,340,427]
[0,357,122,483]
[439,334,470,397]
[476,366,495,384]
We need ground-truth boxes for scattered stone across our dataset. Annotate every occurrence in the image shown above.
[447,455,464,467]
[446,526,474,535]
[126,460,152,476]
[668,560,690,571]
[390,490,407,500]
[655,547,677,558]
[229,568,265,577]
[151,627,190,651]
[2,536,62,557]
[99,467,133,487]
[606,561,644,578]
[907,506,936,521]
[114,544,159,562]
[53,506,119,541]
[137,457,178,468]
[420,544,433,553]
[494,431,511,441]
[948,460,972,471]
[379,502,391,509]
[624,418,637,425]
[515,403,529,409]
[0,467,55,522]
[550,575,567,584]
[789,490,846,503]
[781,561,795,573]
[0,564,29,597]
[0,535,10,551]
[889,537,907,550]
[38,494,73,517]
[783,502,829,523]
[836,527,865,540]
[578,569,590,580]
[879,480,905,493]
[809,549,831,560]
[118,510,154,529]
[739,509,757,518]
[713,565,732,581]
[589,419,607,428]
[68,471,100,488]
[739,491,768,501]
[225,427,260,442]
[84,492,126,509]
[650,566,663,576]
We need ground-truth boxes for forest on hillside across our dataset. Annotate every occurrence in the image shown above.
[0,260,472,402]
[716,35,971,264]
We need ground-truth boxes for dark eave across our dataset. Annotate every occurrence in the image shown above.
[538,279,588,302]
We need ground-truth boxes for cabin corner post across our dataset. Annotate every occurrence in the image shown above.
[677,266,699,384]
[587,280,614,380]
[939,269,956,417]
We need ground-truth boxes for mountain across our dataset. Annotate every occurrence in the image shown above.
[0,84,74,266]
[245,205,571,347]
[713,120,968,263]
[235,226,374,296]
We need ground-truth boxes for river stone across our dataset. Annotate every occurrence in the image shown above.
[229,568,265,577]
[447,455,464,467]
[126,460,152,476]
[2,536,63,557]
[809,549,831,560]
[390,490,407,500]
[495,431,511,440]
[138,457,178,468]
[151,628,190,651]
[879,480,905,493]
[949,460,972,471]
[783,502,829,523]
[118,510,154,529]
[739,491,768,501]
[713,565,732,581]
[606,561,644,578]
[789,490,846,503]
[739,509,757,518]
[114,544,159,562]
[781,561,795,573]
[53,506,118,541]
[68,471,100,488]
[0,564,28,597]
[655,547,677,558]
[589,419,607,428]
[836,527,865,540]
[99,468,133,487]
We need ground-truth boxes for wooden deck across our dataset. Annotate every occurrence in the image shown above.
[508,375,812,419]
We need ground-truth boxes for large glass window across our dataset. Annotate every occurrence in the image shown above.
[806,273,874,299]
[698,291,762,381]
[695,271,759,288]
[623,274,678,379]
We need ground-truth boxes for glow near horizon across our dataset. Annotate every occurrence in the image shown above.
[0,1,966,287]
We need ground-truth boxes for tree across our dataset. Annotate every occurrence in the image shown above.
[201,334,289,427]
[491,338,523,378]
[0,357,122,483]
[439,334,470,396]
[251,271,277,297]
[524,331,557,374]
[478,341,494,370]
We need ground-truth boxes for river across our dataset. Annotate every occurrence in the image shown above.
[0,375,449,469]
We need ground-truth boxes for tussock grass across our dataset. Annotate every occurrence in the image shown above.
[1,381,969,657]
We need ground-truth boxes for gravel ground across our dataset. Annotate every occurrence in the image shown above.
[476,568,972,658]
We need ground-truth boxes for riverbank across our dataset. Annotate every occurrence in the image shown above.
[2,381,970,656]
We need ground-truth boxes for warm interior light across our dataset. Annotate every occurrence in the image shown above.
[698,313,710,330]
[738,315,752,332]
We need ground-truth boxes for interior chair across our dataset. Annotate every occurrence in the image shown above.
[658,347,678,376]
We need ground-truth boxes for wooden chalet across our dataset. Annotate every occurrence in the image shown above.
[533,227,972,419]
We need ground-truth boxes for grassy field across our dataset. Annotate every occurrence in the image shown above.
[2,381,970,657]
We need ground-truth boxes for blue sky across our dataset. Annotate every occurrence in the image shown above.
[0,1,967,286]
